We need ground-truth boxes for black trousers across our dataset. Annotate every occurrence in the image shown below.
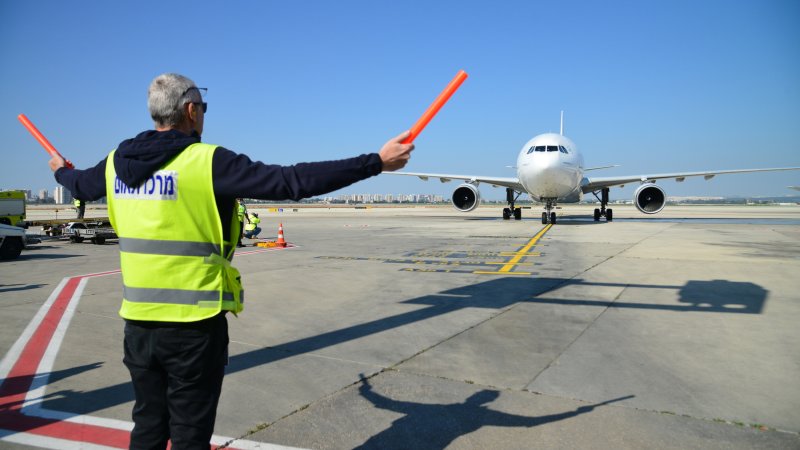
[123,313,229,449]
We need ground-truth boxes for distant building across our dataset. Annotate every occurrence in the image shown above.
[53,186,73,204]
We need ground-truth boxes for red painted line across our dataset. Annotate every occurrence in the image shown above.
[0,411,130,447]
[0,273,130,447]
[0,277,80,408]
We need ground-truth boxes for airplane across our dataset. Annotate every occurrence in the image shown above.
[386,113,800,224]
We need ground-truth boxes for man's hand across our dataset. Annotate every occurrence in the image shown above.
[379,131,415,172]
[49,154,70,172]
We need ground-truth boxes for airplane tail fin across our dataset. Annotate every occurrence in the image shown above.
[560,111,564,136]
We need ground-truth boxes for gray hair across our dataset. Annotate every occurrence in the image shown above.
[147,73,203,128]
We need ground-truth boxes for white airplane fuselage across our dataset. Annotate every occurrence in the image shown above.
[516,133,584,203]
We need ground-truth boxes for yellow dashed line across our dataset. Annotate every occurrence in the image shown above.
[473,271,532,275]
[483,261,533,265]
[321,224,551,276]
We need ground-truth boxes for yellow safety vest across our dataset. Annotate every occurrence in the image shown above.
[106,143,243,322]
[245,215,260,231]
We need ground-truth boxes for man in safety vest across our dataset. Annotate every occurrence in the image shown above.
[48,73,414,448]
[236,199,249,247]
[73,198,85,219]
[243,212,261,239]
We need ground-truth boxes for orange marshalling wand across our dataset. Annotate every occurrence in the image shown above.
[402,70,468,144]
[17,113,74,169]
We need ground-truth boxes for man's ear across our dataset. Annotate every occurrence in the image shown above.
[187,102,197,123]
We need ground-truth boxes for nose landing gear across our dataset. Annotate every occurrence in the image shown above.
[541,199,557,224]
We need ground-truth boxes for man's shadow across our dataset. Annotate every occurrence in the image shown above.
[356,375,633,450]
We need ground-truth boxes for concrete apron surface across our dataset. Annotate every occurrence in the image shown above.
[1,205,798,449]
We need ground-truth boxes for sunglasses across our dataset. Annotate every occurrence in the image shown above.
[193,102,208,113]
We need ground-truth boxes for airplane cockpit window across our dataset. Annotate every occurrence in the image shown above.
[546,145,558,152]
[527,146,535,154]
[534,146,546,152]
[559,146,569,154]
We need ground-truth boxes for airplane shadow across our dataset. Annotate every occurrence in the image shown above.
[25,276,766,420]
[355,375,633,450]
[464,216,605,226]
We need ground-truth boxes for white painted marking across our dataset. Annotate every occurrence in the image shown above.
[1,267,310,449]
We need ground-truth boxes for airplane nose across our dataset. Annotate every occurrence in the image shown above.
[524,153,572,197]
[532,153,559,173]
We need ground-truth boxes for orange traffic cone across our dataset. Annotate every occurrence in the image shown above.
[276,223,287,247]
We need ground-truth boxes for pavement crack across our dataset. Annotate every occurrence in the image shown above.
[525,284,629,388]
[523,224,671,388]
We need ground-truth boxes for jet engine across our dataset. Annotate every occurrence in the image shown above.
[634,183,666,214]
[452,183,481,212]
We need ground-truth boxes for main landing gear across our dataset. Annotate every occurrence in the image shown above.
[541,198,557,224]
[592,187,613,222]
[502,188,522,220]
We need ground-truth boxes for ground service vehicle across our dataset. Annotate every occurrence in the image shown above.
[0,223,26,260]
[0,191,26,226]
[60,221,117,244]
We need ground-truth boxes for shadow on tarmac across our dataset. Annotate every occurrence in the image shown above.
[9,252,84,261]
[0,362,103,411]
[0,283,47,293]
[355,374,633,450]
[30,276,766,418]
[464,216,604,226]
[529,279,767,314]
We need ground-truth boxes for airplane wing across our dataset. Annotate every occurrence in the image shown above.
[581,167,800,194]
[383,172,524,191]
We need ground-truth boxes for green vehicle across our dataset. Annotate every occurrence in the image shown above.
[0,190,26,227]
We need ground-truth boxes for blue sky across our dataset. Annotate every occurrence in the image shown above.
[2,0,798,201]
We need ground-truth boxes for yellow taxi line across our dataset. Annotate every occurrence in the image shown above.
[483,224,552,274]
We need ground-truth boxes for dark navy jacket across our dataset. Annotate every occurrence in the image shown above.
[55,129,383,242]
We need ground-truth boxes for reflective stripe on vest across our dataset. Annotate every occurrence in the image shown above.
[106,143,244,322]
[118,238,243,306]
[119,237,221,257]
[123,286,242,305]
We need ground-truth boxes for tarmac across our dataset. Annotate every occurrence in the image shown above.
[1,204,799,449]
